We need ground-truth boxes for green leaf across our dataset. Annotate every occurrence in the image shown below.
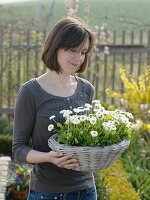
[57,123,62,128]
[75,138,79,144]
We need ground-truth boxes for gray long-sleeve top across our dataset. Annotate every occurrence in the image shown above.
[12,76,95,193]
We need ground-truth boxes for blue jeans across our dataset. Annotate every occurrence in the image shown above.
[27,185,97,200]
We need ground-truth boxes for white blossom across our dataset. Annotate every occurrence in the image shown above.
[72,119,80,124]
[80,115,87,121]
[84,103,92,108]
[94,103,101,107]
[107,120,115,125]
[92,100,101,104]
[84,107,90,111]
[110,125,116,131]
[95,112,104,119]
[89,117,97,125]
[73,108,82,113]
[90,131,98,137]
[48,124,54,131]
[49,115,55,120]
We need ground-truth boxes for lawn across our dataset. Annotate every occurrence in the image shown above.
[0,0,150,32]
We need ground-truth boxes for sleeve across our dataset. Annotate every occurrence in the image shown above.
[12,84,36,163]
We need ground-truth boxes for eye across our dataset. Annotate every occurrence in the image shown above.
[69,49,76,52]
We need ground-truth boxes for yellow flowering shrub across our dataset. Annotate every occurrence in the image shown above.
[106,66,150,131]
[96,160,141,200]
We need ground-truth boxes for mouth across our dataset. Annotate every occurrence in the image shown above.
[68,62,79,67]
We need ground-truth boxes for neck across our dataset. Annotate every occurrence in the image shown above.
[44,71,75,87]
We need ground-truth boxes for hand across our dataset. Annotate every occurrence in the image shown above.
[47,151,79,169]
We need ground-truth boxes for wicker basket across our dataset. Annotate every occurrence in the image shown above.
[48,134,130,172]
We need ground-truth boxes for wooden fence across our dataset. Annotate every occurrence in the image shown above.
[0,27,150,117]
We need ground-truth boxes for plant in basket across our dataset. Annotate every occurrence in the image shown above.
[7,164,31,200]
[48,100,134,171]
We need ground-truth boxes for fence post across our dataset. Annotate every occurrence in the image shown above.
[0,29,3,109]
[111,30,116,105]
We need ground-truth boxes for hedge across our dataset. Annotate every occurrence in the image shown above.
[0,134,12,155]
[96,160,141,200]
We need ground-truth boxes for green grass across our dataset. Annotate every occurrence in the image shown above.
[0,0,150,32]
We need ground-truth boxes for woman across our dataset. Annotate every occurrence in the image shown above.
[12,17,96,200]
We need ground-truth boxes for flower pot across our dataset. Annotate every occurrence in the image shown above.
[11,189,29,200]
[48,134,130,172]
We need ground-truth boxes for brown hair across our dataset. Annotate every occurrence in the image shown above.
[41,17,94,73]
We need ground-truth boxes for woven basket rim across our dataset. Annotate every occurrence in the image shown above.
[48,134,130,151]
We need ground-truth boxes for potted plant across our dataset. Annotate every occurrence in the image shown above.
[48,100,134,171]
[7,163,31,200]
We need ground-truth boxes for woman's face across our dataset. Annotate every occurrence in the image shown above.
[57,38,89,75]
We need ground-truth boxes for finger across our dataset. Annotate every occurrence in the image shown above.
[56,155,73,164]
[63,163,79,169]
[59,159,77,167]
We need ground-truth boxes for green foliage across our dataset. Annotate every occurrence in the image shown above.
[49,101,133,147]
[7,164,31,192]
[0,134,12,155]
[0,118,13,135]
[1,0,150,32]
[101,101,116,111]
[97,160,141,200]
[94,172,110,200]
[121,132,150,200]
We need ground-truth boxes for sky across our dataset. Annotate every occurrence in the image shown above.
[0,0,38,4]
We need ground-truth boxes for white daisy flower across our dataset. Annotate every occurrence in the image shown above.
[49,115,55,120]
[110,125,116,131]
[103,126,110,131]
[77,106,84,109]
[93,108,100,112]
[80,115,87,121]
[73,108,82,113]
[84,107,90,111]
[63,113,70,117]
[92,100,101,104]
[95,112,104,119]
[70,115,79,120]
[102,122,111,131]
[60,109,67,114]
[126,122,133,128]
[84,103,92,108]
[120,117,129,124]
[99,106,105,111]
[90,131,98,137]
[60,110,72,116]
[107,120,115,125]
[72,119,81,124]
[48,124,54,131]
[125,112,134,119]
[89,117,97,125]
[65,119,70,124]
[94,103,101,107]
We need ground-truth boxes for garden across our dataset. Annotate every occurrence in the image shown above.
[0,0,150,200]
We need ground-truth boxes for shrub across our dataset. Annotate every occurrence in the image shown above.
[121,133,150,200]
[96,160,141,200]
[106,66,150,132]
[0,134,12,155]
[0,118,13,135]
